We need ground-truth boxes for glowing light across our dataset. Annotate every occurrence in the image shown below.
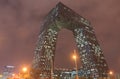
[72,50,77,60]
[109,71,113,75]
[72,50,79,79]
[12,73,15,76]
[22,67,27,72]
[73,55,77,59]
[0,74,3,77]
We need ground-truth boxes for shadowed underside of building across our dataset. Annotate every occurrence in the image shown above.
[32,2,109,79]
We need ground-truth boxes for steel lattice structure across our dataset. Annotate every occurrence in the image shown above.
[32,2,109,79]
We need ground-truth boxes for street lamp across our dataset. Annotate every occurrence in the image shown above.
[108,70,114,79]
[20,67,30,79]
[109,71,113,75]
[0,74,3,78]
[22,67,27,73]
[73,50,79,79]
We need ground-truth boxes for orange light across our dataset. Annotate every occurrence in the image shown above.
[109,71,113,75]
[73,50,77,60]
[12,73,15,76]
[0,74,3,77]
[22,67,27,72]
[73,55,77,59]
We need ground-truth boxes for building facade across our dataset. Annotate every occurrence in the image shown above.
[32,2,109,79]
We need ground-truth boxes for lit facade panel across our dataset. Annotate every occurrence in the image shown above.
[32,2,109,79]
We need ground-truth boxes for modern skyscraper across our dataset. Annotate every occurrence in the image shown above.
[32,2,109,79]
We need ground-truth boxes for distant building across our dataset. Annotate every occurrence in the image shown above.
[2,65,15,79]
[54,68,72,79]
[53,68,85,79]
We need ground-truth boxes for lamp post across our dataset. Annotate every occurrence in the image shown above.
[109,71,114,79]
[73,50,79,79]
[50,56,54,79]
[51,59,53,79]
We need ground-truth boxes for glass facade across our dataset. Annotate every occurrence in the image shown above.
[32,2,109,79]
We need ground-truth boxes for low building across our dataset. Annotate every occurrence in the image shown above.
[2,65,15,79]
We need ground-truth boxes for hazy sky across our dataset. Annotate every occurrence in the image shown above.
[0,0,120,73]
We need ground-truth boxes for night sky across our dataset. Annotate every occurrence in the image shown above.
[0,0,120,73]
